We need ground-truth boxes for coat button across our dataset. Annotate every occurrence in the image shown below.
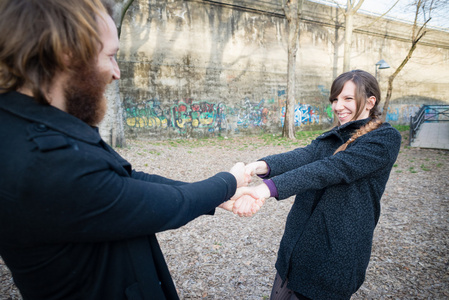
[34,123,48,132]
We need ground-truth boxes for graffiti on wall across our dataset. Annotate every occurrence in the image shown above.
[123,85,331,134]
[236,98,270,128]
[124,98,169,129]
[278,89,322,126]
[279,102,321,126]
[385,104,421,123]
[318,85,330,101]
[124,87,428,135]
[170,99,228,132]
[124,98,229,133]
[124,96,273,133]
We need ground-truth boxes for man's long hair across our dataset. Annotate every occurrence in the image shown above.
[0,0,112,105]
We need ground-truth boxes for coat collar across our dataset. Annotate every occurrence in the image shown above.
[335,118,370,132]
[0,91,101,144]
[318,118,371,141]
[335,118,371,141]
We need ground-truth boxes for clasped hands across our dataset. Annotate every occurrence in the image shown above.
[219,162,271,217]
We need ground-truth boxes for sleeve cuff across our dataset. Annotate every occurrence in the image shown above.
[258,164,271,179]
[215,172,238,201]
[263,179,279,199]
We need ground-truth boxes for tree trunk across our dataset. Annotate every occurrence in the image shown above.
[382,40,421,122]
[282,34,298,139]
[281,0,303,139]
[343,9,354,72]
[100,81,126,147]
[342,0,364,73]
[99,0,135,147]
[380,0,433,122]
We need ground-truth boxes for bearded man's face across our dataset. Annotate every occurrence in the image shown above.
[64,13,120,126]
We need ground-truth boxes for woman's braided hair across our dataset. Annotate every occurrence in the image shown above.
[330,70,384,154]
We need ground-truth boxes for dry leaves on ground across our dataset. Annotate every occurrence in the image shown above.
[1,132,448,299]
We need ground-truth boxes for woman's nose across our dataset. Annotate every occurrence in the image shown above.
[333,99,343,111]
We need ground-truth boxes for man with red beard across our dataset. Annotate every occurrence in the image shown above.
[0,0,262,299]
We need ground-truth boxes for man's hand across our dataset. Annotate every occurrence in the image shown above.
[219,186,266,217]
[231,185,269,217]
[218,198,236,212]
[232,194,265,217]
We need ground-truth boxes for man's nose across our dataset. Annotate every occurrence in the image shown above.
[112,59,120,80]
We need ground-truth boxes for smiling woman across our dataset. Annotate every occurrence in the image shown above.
[329,70,383,153]
[236,70,402,299]
[0,0,254,299]
[329,70,381,124]
[331,80,374,125]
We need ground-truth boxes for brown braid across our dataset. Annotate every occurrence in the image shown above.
[333,118,383,155]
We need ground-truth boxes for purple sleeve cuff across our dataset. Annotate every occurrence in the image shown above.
[258,164,271,179]
[263,179,279,199]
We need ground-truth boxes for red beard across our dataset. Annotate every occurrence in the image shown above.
[64,63,109,126]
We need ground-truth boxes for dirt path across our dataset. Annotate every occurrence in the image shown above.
[1,131,448,299]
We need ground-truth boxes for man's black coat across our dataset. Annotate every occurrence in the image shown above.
[0,91,237,300]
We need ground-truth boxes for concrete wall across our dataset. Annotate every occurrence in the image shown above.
[117,0,449,139]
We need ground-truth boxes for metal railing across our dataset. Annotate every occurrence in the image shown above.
[409,105,449,146]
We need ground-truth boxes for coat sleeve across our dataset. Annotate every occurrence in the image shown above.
[270,127,401,200]
[261,138,321,177]
[131,170,187,186]
[16,146,236,245]
[102,141,187,186]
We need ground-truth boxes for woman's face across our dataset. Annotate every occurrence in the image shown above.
[331,80,373,125]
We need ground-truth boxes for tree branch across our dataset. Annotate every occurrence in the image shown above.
[356,0,400,29]
[352,0,365,13]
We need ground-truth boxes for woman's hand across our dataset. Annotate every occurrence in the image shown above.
[231,184,270,217]
[244,161,269,183]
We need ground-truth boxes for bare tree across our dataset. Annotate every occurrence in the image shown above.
[100,0,135,147]
[280,0,304,139]
[342,0,364,72]
[381,0,441,122]
[329,0,400,72]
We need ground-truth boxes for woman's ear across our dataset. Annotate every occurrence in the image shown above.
[366,96,376,110]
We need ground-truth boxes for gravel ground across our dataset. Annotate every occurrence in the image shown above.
[1,130,448,299]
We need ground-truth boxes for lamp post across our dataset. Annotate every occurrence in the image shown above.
[375,59,390,80]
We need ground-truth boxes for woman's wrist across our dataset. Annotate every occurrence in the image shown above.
[262,180,278,198]
[255,161,269,176]
[256,182,272,199]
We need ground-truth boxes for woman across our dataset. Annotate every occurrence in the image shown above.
[236,70,402,299]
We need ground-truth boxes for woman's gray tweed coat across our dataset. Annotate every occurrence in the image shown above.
[261,118,401,300]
